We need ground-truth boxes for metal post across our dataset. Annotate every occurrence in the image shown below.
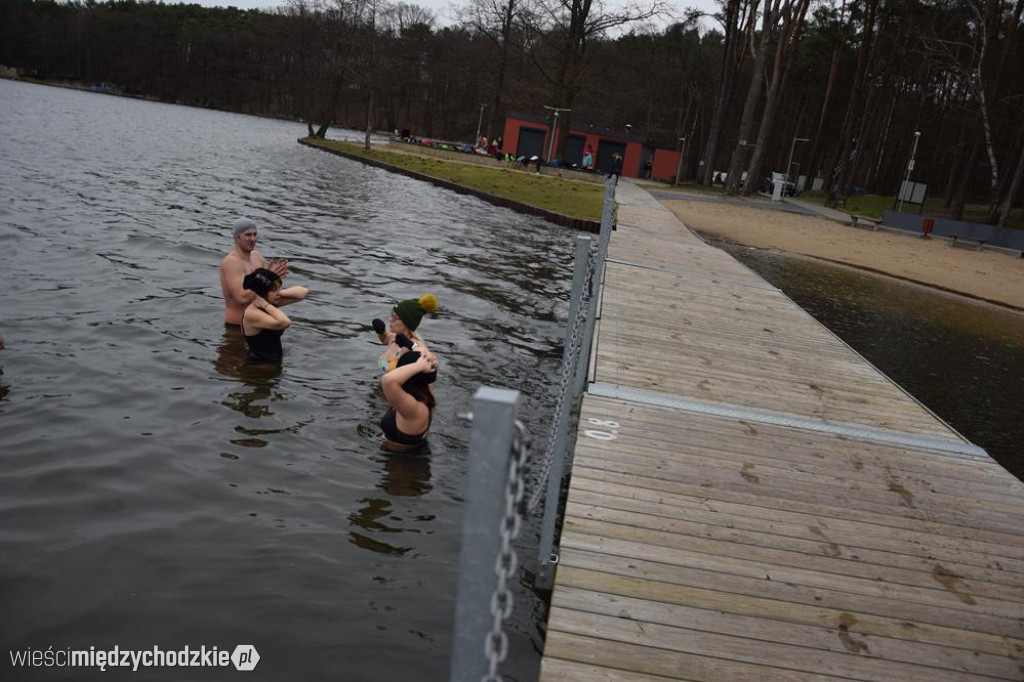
[897,131,921,213]
[474,103,486,147]
[573,175,616,398]
[547,112,559,163]
[535,235,593,589]
[787,137,809,185]
[674,136,686,187]
[450,387,521,682]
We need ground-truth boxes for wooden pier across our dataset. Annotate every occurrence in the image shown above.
[539,182,1024,680]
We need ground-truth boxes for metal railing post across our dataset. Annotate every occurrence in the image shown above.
[573,175,617,397]
[450,387,521,682]
[535,235,592,589]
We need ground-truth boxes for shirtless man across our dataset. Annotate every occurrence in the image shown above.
[220,218,308,326]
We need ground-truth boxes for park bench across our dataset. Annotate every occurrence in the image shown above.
[949,235,986,250]
[849,215,879,231]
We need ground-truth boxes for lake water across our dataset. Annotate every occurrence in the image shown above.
[0,80,573,680]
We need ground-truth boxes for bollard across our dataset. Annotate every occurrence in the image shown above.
[535,235,593,589]
[450,387,521,682]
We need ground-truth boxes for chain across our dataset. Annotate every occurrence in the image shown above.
[527,249,597,511]
[483,420,528,682]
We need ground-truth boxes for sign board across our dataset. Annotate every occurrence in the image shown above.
[898,180,927,205]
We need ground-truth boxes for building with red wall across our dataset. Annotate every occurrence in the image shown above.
[501,112,685,181]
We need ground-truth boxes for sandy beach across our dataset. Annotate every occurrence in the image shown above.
[664,199,1024,311]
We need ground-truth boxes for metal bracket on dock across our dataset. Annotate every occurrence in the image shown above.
[588,382,991,460]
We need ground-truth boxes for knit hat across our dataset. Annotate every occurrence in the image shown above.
[397,350,437,385]
[393,294,438,331]
[242,268,280,299]
[233,217,257,239]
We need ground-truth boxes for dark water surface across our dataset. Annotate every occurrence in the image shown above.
[0,80,575,680]
[715,240,1024,480]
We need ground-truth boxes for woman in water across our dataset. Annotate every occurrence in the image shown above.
[373,294,438,375]
[380,348,438,451]
[241,268,291,363]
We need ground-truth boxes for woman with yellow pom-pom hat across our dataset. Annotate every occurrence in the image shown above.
[373,294,438,375]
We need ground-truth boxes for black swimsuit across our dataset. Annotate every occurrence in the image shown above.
[245,328,284,363]
[380,408,431,446]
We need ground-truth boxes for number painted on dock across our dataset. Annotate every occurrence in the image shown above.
[584,417,620,441]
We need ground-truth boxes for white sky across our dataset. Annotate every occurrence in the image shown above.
[169,0,722,30]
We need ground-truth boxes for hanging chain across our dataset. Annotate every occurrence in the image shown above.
[527,249,596,511]
[482,420,529,682]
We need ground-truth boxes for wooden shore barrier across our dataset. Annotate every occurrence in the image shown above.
[539,180,1024,680]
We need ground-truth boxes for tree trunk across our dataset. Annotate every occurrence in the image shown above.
[952,136,981,220]
[724,3,772,196]
[998,121,1024,227]
[998,148,1024,227]
[742,0,811,196]
[701,0,743,186]
[802,4,850,191]
[828,0,878,208]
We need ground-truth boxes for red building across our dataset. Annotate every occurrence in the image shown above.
[501,112,686,182]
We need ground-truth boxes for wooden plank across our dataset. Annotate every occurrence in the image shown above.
[556,563,1024,658]
[565,500,1024,592]
[575,453,1024,538]
[552,587,1023,679]
[561,517,1024,612]
[570,466,1024,562]
[541,657,690,682]
[548,607,998,682]
[565,490,1024,586]
[560,533,1024,630]
[543,631,848,682]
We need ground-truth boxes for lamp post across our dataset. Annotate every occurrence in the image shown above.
[897,131,921,212]
[674,136,687,187]
[474,103,487,147]
[543,105,571,162]
[787,136,809,187]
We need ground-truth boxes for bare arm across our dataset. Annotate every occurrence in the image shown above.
[220,257,254,307]
[380,352,436,420]
[276,285,308,307]
[245,302,291,332]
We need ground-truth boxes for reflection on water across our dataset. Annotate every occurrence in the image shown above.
[0,79,571,681]
[349,453,433,557]
[719,241,1024,480]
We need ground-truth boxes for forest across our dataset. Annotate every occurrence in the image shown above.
[1,0,1022,224]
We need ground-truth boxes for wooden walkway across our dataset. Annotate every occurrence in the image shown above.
[539,181,1024,681]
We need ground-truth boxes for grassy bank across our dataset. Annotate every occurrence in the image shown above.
[302,138,604,222]
[799,191,1022,229]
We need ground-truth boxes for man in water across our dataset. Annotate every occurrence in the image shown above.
[220,217,307,326]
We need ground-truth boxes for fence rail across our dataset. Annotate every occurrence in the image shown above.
[449,175,617,681]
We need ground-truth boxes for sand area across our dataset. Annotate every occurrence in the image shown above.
[664,199,1024,311]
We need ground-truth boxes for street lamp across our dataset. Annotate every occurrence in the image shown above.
[897,131,922,213]
[474,103,487,147]
[543,105,571,162]
[674,136,687,187]
[787,136,809,187]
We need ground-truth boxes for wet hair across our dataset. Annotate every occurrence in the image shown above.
[396,351,437,409]
[242,268,281,299]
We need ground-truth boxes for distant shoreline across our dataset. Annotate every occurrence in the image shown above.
[666,198,1024,313]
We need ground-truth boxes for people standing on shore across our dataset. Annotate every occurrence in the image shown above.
[220,217,307,326]
[373,294,438,375]
[241,268,291,364]
[582,144,594,170]
[379,348,438,451]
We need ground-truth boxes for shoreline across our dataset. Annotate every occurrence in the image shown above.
[665,199,1024,313]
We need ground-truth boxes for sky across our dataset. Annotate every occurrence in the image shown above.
[173,0,722,30]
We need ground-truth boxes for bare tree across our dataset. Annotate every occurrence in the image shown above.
[741,0,812,195]
[526,0,667,159]
[461,0,528,138]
